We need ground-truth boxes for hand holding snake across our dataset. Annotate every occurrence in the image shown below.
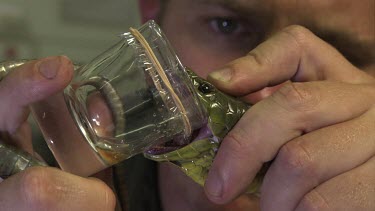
[204,26,375,211]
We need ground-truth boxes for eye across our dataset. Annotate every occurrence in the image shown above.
[210,18,240,34]
[198,82,214,94]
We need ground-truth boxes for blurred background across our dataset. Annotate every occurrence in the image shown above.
[0,0,140,63]
[0,0,140,161]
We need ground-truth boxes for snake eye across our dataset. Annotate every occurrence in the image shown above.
[198,82,214,94]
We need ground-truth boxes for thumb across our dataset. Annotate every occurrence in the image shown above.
[0,167,116,211]
[0,56,73,133]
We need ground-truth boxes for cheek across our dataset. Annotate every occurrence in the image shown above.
[162,25,216,77]
[174,41,228,78]
[164,29,246,79]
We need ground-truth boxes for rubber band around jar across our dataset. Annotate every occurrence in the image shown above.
[129,27,192,137]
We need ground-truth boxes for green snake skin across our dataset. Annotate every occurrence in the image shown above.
[144,69,269,194]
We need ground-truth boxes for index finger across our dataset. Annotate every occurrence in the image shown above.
[207,25,373,96]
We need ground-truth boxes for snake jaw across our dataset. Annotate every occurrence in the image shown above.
[145,124,213,155]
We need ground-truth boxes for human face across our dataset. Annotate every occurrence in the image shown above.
[159,0,375,78]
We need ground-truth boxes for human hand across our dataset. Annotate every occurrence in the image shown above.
[204,26,375,211]
[0,57,116,210]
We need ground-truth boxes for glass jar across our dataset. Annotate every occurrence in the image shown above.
[31,20,207,176]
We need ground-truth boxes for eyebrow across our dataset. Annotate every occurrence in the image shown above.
[195,0,375,68]
[197,0,264,16]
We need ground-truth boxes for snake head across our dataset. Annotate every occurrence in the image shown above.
[144,68,247,154]
[187,69,249,138]
[144,68,265,193]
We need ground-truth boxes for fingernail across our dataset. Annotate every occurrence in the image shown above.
[205,168,223,199]
[38,57,60,79]
[208,68,232,82]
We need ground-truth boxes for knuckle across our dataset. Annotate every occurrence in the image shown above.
[277,142,318,180]
[20,79,45,104]
[246,48,272,68]
[282,25,314,47]
[20,167,55,210]
[3,70,37,106]
[91,178,116,210]
[227,60,246,86]
[299,190,331,211]
[271,82,320,112]
[223,128,252,160]
[228,58,243,75]
[227,62,241,81]
[228,60,263,95]
[104,188,116,210]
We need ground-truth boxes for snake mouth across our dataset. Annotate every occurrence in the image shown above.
[145,124,213,155]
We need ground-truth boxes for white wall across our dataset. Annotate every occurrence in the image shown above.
[0,0,140,63]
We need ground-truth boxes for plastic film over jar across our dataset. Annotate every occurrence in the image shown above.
[31,21,207,176]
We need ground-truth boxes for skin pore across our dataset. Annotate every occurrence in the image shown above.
[146,0,375,210]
